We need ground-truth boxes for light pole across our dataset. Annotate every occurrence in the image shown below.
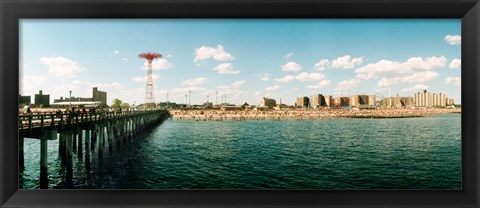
[69,90,72,110]
[189,90,191,107]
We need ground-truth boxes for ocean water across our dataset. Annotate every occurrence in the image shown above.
[19,114,461,189]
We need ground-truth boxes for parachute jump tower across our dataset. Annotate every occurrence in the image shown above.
[138,52,162,109]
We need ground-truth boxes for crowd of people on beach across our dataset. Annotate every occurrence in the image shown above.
[168,108,461,121]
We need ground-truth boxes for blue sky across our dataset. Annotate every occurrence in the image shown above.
[20,19,461,106]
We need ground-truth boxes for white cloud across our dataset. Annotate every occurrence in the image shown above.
[231,80,246,89]
[260,73,269,81]
[445,77,461,87]
[143,59,171,70]
[103,82,125,90]
[377,71,439,88]
[295,72,325,82]
[401,84,429,92]
[19,74,133,105]
[284,52,294,60]
[275,72,326,83]
[41,56,85,78]
[335,78,361,93]
[216,80,247,101]
[132,76,144,82]
[265,85,281,91]
[22,75,46,84]
[449,58,461,69]
[181,77,207,86]
[217,80,246,92]
[20,75,47,95]
[71,80,126,91]
[52,80,126,101]
[314,59,330,71]
[122,58,129,62]
[444,35,461,45]
[114,50,119,55]
[307,80,332,90]
[213,63,240,74]
[281,61,301,72]
[405,56,448,70]
[170,86,212,96]
[132,74,160,82]
[166,54,174,58]
[355,56,447,80]
[275,75,295,83]
[253,91,261,96]
[331,55,364,69]
[194,45,235,62]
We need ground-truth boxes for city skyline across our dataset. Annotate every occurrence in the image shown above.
[20,19,461,106]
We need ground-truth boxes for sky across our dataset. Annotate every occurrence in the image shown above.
[20,19,461,106]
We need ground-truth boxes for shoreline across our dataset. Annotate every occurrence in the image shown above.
[168,108,461,121]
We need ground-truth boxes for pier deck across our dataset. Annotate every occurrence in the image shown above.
[17,110,170,189]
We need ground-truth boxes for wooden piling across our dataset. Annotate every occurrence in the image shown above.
[85,129,91,175]
[91,127,96,151]
[19,137,24,171]
[72,131,77,152]
[116,121,122,149]
[77,128,83,157]
[65,132,73,188]
[59,132,66,165]
[100,125,105,149]
[108,124,114,154]
[40,139,48,189]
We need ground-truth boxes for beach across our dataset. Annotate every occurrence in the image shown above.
[168,108,461,121]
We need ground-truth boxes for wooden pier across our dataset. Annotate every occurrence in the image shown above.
[18,110,170,189]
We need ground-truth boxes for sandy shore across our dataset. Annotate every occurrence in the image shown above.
[168,108,461,121]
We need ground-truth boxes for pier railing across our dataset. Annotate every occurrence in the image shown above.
[19,110,168,136]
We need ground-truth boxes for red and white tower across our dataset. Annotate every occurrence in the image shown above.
[138,52,161,109]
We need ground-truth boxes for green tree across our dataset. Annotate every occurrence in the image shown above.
[241,102,249,109]
[121,103,130,109]
[111,98,122,108]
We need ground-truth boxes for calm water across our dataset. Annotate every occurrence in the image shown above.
[20,114,461,189]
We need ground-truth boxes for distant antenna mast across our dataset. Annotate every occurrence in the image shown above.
[389,85,392,98]
[189,90,191,106]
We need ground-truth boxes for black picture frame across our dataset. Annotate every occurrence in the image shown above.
[1,0,479,207]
